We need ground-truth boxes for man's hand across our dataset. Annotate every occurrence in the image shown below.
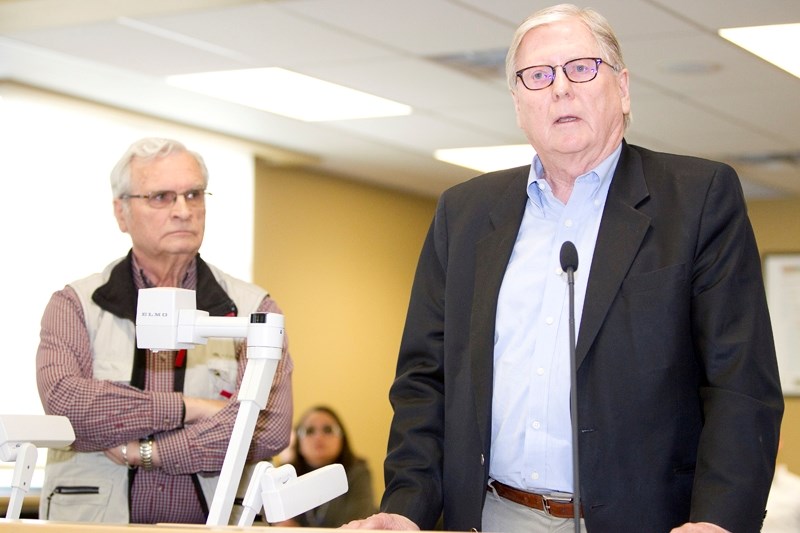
[103,444,127,466]
[340,513,419,530]
[671,523,731,533]
[183,396,227,424]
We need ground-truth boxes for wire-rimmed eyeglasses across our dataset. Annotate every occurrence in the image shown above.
[515,57,617,91]
[120,189,211,209]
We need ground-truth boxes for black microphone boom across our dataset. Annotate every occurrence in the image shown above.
[559,240,581,532]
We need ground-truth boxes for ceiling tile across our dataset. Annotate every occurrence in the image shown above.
[7,22,246,75]
[140,2,394,68]
[279,0,513,55]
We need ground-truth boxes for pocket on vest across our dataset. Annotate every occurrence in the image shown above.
[43,478,114,522]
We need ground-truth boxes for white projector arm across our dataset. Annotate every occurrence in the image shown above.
[238,462,348,526]
[136,288,346,526]
[0,415,75,520]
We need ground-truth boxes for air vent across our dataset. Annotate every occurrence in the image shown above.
[729,151,800,167]
[428,48,508,81]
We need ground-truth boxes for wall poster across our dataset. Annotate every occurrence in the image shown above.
[764,253,800,396]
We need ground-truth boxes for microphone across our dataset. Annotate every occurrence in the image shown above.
[559,241,581,532]
[560,241,579,274]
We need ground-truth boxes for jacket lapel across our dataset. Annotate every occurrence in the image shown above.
[576,143,651,368]
[470,170,528,444]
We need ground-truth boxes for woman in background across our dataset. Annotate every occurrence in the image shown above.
[275,405,376,527]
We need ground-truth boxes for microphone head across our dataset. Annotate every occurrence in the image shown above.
[560,241,579,272]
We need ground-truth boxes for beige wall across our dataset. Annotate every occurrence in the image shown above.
[252,160,800,503]
[748,197,800,474]
[253,161,436,504]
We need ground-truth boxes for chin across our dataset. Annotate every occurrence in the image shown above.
[164,236,202,250]
[554,137,593,153]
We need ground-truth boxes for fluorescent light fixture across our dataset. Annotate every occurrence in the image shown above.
[435,144,534,172]
[719,23,800,79]
[166,68,412,122]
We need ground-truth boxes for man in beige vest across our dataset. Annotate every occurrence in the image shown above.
[36,137,293,524]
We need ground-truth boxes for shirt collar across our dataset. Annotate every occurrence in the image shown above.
[527,143,623,208]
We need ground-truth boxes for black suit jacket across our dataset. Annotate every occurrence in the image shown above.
[380,142,784,532]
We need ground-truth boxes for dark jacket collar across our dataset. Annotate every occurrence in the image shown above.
[91,250,238,320]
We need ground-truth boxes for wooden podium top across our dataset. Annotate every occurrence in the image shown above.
[0,520,447,533]
[0,520,337,533]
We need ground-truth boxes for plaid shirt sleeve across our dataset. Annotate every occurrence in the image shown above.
[36,286,185,452]
[155,295,294,475]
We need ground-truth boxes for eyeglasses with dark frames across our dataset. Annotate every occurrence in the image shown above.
[120,189,211,209]
[515,57,617,91]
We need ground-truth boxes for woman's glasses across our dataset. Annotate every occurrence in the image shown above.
[297,424,341,438]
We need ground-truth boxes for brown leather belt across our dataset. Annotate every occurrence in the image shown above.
[489,480,583,519]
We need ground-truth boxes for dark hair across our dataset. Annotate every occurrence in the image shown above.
[291,405,364,476]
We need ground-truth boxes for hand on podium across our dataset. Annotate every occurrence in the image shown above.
[341,512,419,530]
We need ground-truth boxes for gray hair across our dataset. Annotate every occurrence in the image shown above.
[505,3,630,128]
[110,137,209,198]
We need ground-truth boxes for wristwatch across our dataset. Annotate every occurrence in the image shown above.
[139,438,154,470]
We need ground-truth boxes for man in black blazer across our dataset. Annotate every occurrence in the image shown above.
[345,4,783,532]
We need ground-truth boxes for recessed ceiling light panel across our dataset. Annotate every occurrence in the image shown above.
[719,23,800,79]
[434,144,534,173]
[167,67,412,122]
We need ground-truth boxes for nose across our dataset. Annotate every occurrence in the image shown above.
[551,67,572,97]
[170,194,192,217]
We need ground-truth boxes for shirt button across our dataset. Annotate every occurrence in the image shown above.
[531,472,540,480]
[536,367,545,376]
[564,219,573,227]
[545,316,554,325]
[532,421,541,429]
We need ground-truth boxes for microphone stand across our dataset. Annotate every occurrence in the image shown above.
[566,263,581,532]
[560,240,581,533]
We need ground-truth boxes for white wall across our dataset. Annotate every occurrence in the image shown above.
[0,84,255,417]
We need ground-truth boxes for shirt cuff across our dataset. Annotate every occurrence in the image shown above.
[150,391,185,432]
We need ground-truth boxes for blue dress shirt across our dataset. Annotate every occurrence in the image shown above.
[490,143,622,494]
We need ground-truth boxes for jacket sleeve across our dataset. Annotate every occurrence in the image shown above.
[380,199,448,530]
[687,164,783,531]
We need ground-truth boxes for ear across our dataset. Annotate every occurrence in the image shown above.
[113,199,129,234]
[617,68,631,116]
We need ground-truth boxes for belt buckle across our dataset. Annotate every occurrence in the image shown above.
[540,493,573,517]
